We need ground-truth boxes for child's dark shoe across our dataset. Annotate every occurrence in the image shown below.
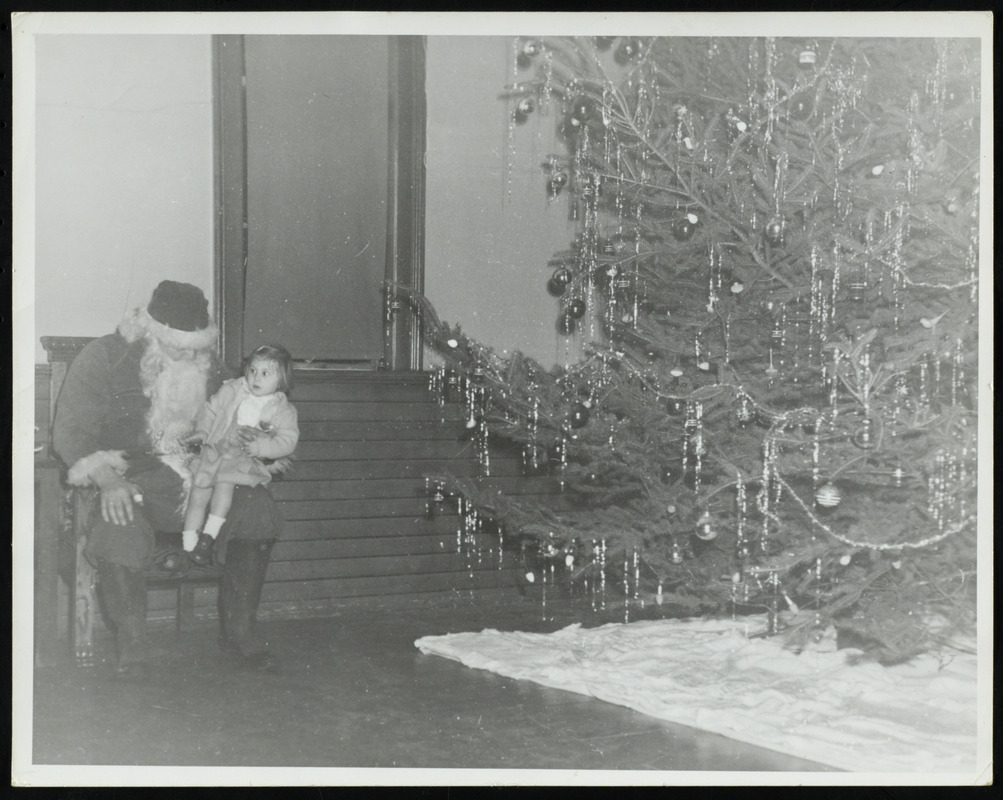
[189,533,215,566]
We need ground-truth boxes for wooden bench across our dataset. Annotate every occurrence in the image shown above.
[38,336,222,667]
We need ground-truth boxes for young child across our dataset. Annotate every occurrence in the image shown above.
[182,344,299,565]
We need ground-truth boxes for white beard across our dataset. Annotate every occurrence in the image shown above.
[139,337,213,495]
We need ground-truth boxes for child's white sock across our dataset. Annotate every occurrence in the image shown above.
[203,514,226,539]
[182,530,199,551]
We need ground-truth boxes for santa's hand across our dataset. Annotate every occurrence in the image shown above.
[91,465,138,526]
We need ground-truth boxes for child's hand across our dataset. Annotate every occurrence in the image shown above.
[236,425,267,456]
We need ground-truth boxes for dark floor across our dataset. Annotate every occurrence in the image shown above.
[31,593,833,776]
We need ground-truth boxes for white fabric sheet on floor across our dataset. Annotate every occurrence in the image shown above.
[415,616,978,773]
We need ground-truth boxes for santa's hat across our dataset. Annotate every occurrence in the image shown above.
[119,280,218,350]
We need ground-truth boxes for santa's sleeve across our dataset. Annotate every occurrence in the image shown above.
[51,338,129,486]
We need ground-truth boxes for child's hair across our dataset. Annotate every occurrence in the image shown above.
[243,344,294,394]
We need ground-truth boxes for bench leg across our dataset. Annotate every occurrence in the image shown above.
[72,534,96,667]
[70,490,96,667]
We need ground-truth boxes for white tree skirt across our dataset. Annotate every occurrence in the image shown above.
[415,616,978,773]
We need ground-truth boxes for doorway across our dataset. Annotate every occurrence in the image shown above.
[213,35,426,372]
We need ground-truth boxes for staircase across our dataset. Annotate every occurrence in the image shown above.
[161,370,558,621]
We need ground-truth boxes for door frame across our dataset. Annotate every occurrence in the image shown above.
[212,34,427,373]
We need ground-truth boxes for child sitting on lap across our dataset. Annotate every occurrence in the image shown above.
[182,344,299,565]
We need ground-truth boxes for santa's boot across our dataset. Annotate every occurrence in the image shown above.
[96,560,151,681]
[218,539,279,672]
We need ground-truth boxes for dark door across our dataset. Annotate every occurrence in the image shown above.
[214,35,426,371]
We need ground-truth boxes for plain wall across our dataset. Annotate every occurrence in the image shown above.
[33,35,215,360]
[32,36,574,368]
[424,36,580,368]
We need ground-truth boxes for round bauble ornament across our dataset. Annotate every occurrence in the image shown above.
[593,36,615,51]
[695,511,717,541]
[569,95,596,128]
[521,39,541,58]
[556,311,577,337]
[513,97,535,125]
[524,570,536,583]
[568,403,590,429]
[730,280,745,294]
[852,417,877,449]
[764,217,785,246]
[672,212,700,241]
[567,297,587,319]
[789,93,814,121]
[547,267,572,296]
[815,482,842,508]
[614,38,640,65]
[798,48,817,68]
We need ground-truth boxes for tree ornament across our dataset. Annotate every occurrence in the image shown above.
[614,38,640,65]
[567,297,587,319]
[568,95,596,128]
[547,267,572,296]
[815,482,842,508]
[868,164,885,178]
[852,417,877,449]
[736,395,753,425]
[513,97,535,125]
[593,36,615,51]
[568,403,590,429]
[516,38,541,69]
[695,511,717,541]
[665,398,685,416]
[556,311,577,336]
[671,543,684,564]
[798,48,817,68]
[730,280,745,294]
[764,217,785,246]
[789,93,814,121]
[892,464,905,487]
[673,212,699,241]
[847,277,868,302]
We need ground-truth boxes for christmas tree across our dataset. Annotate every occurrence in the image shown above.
[405,36,981,663]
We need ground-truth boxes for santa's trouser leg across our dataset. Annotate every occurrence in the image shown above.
[218,538,279,672]
[96,560,150,681]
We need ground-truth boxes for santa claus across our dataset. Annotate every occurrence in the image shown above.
[53,280,283,679]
